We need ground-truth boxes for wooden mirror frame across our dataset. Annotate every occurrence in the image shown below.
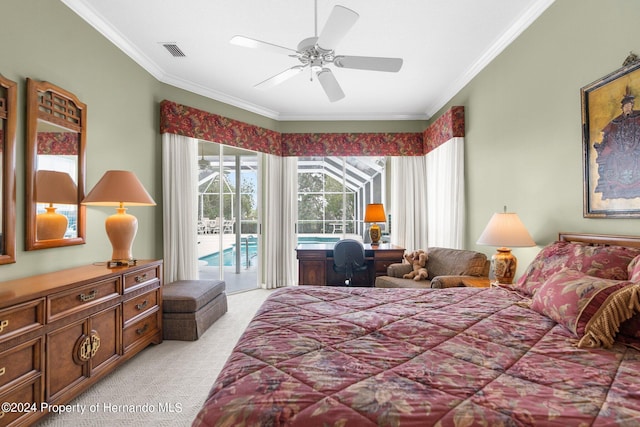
[26,79,86,250]
[0,75,17,264]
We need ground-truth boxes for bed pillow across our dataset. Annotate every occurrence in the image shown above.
[530,268,640,348]
[516,241,640,296]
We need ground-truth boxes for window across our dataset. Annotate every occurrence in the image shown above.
[297,156,386,239]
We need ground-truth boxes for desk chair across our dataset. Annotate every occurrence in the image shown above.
[333,239,367,286]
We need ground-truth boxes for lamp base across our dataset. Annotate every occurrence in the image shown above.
[36,207,68,240]
[105,207,138,263]
[369,223,381,245]
[491,247,517,284]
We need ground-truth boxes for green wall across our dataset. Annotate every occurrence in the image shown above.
[439,0,640,275]
[2,0,639,282]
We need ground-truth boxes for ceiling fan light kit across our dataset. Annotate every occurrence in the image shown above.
[230,3,403,102]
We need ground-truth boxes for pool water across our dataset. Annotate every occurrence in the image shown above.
[199,236,339,267]
[200,242,258,267]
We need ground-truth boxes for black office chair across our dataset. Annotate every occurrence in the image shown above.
[333,239,367,286]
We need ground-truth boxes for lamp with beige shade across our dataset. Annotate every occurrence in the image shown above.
[35,170,78,240]
[476,206,536,284]
[82,170,155,266]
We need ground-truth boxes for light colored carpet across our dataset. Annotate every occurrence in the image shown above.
[34,288,273,427]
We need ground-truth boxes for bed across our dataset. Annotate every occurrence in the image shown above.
[193,233,640,426]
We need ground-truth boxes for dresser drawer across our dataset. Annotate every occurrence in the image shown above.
[123,309,160,352]
[123,288,159,324]
[0,376,42,426]
[47,277,121,322]
[0,338,42,392]
[123,265,159,292]
[0,299,44,344]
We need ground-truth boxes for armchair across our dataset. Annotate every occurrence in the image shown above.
[375,247,490,289]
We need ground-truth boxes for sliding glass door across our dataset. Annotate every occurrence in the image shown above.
[197,141,259,293]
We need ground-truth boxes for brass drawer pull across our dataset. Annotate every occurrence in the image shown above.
[0,319,8,333]
[135,300,149,310]
[0,367,5,376]
[136,323,149,335]
[134,273,148,283]
[79,290,97,302]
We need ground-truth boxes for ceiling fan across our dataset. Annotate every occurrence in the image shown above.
[230,2,403,102]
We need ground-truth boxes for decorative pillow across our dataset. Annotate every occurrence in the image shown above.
[515,241,577,296]
[628,255,640,282]
[516,241,640,296]
[530,268,640,348]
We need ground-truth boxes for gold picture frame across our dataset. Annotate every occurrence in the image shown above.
[581,57,640,218]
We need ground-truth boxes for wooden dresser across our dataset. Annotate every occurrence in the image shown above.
[0,260,162,426]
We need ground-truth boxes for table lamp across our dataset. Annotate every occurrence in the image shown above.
[35,170,78,240]
[364,203,386,245]
[82,170,155,266]
[476,207,535,284]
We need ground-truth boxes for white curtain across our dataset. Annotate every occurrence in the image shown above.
[426,137,465,249]
[390,137,465,251]
[390,156,429,251]
[162,133,199,282]
[259,153,298,289]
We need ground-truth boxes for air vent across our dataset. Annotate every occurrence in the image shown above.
[162,43,186,57]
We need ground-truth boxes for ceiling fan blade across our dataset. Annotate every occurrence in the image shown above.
[230,35,297,56]
[334,55,403,72]
[317,5,359,51]
[254,66,305,89]
[316,68,345,102]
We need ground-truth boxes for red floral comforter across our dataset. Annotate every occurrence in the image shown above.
[193,286,640,426]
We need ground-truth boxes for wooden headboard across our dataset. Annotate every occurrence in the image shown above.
[558,232,640,249]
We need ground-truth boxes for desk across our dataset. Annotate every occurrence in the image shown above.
[296,243,405,287]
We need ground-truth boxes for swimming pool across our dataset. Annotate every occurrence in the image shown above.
[199,236,340,267]
[199,242,258,267]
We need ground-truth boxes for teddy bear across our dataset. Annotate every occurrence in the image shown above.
[403,249,428,281]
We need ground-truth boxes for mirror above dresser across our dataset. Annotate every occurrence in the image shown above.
[25,79,86,250]
[0,75,17,264]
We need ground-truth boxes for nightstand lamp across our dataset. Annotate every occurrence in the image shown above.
[364,203,386,245]
[476,207,535,284]
[82,170,155,266]
[35,170,78,240]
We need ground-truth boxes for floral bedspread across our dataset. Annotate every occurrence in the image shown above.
[193,286,640,426]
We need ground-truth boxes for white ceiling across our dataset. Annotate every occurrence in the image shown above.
[61,0,554,121]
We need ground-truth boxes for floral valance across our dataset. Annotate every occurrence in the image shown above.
[281,132,423,156]
[160,100,281,155]
[423,106,465,154]
[159,100,464,157]
[37,132,78,155]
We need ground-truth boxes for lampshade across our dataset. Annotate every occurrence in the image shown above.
[476,212,536,248]
[364,203,386,223]
[35,170,77,240]
[476,209,535,285]
[364,203,386,244]
[35,170,77,204]
[82,170,155,207]
[82,170,155,265]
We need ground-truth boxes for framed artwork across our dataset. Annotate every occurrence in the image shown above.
[582,57,640,217]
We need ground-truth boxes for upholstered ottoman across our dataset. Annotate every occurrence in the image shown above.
[162,280,228,341]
